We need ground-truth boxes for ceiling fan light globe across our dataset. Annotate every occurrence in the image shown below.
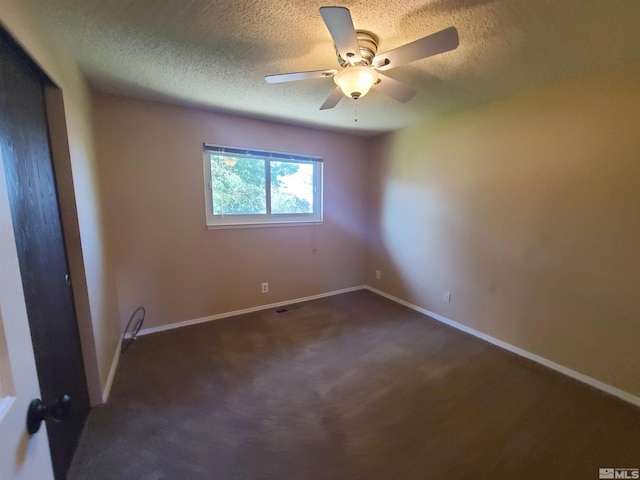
[334,66,378,99]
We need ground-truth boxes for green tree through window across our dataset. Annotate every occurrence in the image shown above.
[211,156,266,215]
[271,161,313,214]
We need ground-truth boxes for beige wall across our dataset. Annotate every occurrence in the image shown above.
[0,3,121,403]
[367,63,640,397]
[93,93,369,329]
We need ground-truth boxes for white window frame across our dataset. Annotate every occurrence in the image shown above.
[203,144,323,229]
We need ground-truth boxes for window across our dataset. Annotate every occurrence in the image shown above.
[203,144,323,228]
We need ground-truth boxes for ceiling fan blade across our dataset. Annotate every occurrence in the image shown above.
[319,7,361,63]
[265,69,338,84]
[373,74,417,103]
[374,26,459,71]
[320,86,344,110]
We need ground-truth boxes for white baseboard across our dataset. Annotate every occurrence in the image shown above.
[365,286,640,409]
[136,285,367,337]
[103,284,640,408]
[102,341,121,403]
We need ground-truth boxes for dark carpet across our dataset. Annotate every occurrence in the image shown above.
[68,290,640,479]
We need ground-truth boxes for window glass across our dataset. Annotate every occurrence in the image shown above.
[211,155,266,215]
[271,161,314,215]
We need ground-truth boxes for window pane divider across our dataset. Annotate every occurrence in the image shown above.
[265,159,272,215]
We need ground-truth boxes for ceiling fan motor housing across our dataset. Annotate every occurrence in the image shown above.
[337,31,378,67]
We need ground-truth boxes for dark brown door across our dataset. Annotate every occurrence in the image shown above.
[0,30,90,479]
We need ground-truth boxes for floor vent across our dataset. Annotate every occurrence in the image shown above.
[275,304,300,314]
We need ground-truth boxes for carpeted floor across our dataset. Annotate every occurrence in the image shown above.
[68,290,640,479]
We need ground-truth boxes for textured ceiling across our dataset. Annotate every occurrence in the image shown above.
[26,0,640,134]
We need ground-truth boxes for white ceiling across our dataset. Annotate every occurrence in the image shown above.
[27,0,640,135]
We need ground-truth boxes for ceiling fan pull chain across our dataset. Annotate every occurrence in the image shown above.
[354,98,358,123]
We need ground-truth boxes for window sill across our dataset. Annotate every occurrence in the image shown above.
[206,220,323,230]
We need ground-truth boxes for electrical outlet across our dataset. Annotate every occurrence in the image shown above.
[375,270,381,280]
[261,282,269,294]
[443,292,451,303]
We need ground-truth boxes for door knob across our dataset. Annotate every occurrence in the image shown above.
[26,394,71,435]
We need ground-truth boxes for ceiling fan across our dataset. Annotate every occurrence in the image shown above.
[265,6,459,110]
